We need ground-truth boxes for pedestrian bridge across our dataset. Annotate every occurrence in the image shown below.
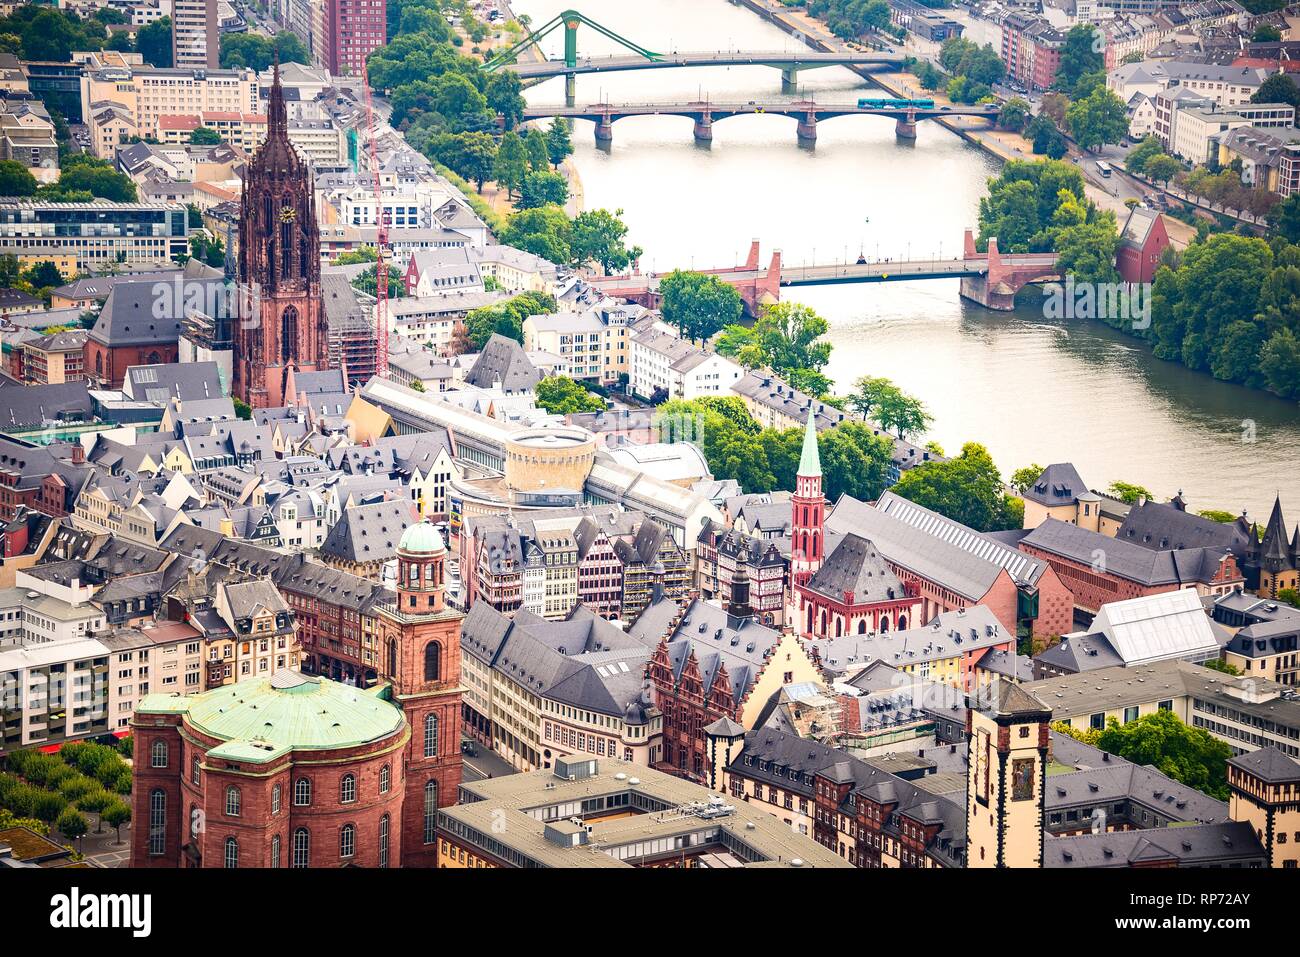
[586,235,1060,313]
[521,99,999,142]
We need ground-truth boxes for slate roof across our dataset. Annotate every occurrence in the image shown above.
[1022,462,1089,507]
[321,498,417,565]
[1116,499,1252,555]
[1046,763,1227,824]
[1021,518,1234,587]
[627,596,781,706]
[91,280,216,347]
[804,532,906,605]
[464,333,542,394]
[826,491,1047,601]
[0,380,92,429]
[1043,821,1264,867]
[1228,745,1300,783]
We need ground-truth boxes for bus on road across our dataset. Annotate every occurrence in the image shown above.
[1096,160,1113,178]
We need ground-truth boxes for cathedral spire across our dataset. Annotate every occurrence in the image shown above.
[268,54,287,139]
[798,408,821,478]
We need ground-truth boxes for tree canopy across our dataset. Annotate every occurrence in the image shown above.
[890,442,1023,531]
[659,271,744,343]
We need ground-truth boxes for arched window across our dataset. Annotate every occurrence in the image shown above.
[340,824,355,859]
[818,610,827,636]
[423,712,438,758]
[386,640,397,678]
[858,619,868,634]
[151,740,168,768]
[378,815,390,869]
[806,605,814,635]
[191,755,200,785]
[898,615,908,630]
[424,641,441,682]
[340,774,356,804]
[271,834,281,869]
[189,804,199,838]
[225,786,241,817]
[224,837,239,869]
[292,828,310,868]
[834,618,843,638]
[280,305,299,363]
[272,784,281,815]
[148,789,166,856]
[379,765,390,794]
[880,616,891,633]
[423,780,438,845]
[293,777,312,807]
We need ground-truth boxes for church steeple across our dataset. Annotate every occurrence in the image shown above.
[791,406,826,615]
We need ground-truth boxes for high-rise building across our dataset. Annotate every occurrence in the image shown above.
[321,0,388,78]
[234,63,329,409]
[172,0,220,69]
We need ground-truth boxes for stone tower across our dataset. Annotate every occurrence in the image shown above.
[791,411,825,628]
[966,681,1052,868]
[377,519,464,868]
[234,59,327,409]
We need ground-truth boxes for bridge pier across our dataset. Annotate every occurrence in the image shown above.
[693,113,713,143]
[958,276,1017,310]
[796,115,816,143]
[594,117,613,143]
[781,67,798,94]
[895,118,917,139]
[565,72,576,107]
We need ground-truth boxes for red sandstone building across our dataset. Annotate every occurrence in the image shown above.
[132,520,463,868]
[1116,207,1171,285]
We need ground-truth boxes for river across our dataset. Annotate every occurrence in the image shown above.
[511,0,1300,520]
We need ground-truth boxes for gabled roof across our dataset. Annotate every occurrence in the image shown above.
[320,498,417,565]
[1022,462,1088,507]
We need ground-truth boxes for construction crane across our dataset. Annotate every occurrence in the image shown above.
[360,58,389,380]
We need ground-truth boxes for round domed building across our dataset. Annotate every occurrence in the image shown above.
[132,518,466,869]
[131,670,409,868]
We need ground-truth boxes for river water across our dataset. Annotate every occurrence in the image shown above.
[512,0,1300,520]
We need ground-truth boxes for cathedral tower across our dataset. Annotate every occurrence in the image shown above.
[234,60,327,409]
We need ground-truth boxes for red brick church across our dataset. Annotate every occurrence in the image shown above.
[130,521,463,868]
[233,60,330,409]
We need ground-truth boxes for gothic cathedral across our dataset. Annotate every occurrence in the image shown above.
[234,61,328,409]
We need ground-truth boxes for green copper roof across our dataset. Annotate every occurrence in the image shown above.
[399,518,446,555]
[139,671,404,762]
[798,411,821,478]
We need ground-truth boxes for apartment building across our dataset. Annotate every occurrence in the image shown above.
[630,324,745,402]
[172,0,220,69]
[523,302,644,384]
[0,198,190,272]
[99,621,205,733]
[80,60,260,146]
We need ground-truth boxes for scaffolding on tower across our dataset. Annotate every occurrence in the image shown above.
[361,59,389,380]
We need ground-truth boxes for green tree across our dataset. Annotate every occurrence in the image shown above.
[1107,480,1152,503]
[997,97,1031,132]
[1055,24,1104,92]
[1271,192,1300,243]
[1125,135,1163,175]
[189,126,221,145]
[518,170,568,210]
[659,270,743,342]
[1143,154,1182,187]
[101,800,131,845]
[485,71,525,129]
[136,17,172,68]
[716,301,832,393]
[1253,23,1283,42]
[1009,463,1045,493]
[545,119,573,168]
[492,130,528,199]
[425,130,497,191]
[500,204,571,264]
[56,807,88,849]
[1202,658,1242,676]
[1278,588,1300,609]
[1065,86,1129,151]
[0,159,37,196]
[1260,327,1300,398]
[891,442,1022,531]
[817,420,895,503]
[523,126,550,171]
[1094,708,1233,800]
[535,376,605,415]
[569,208,641,274]
[847,375,931,437]
[1253,71,1300,111]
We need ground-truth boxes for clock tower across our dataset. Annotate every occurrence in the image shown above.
[234,60,328,409]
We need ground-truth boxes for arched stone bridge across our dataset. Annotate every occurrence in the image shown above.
[522,99,1001,141]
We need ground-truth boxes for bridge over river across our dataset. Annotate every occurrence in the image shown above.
[586,235,1060,312]
[521,99,999,141]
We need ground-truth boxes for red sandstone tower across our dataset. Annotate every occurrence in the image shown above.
[378,520,465,868]
[234,60,328,409]
[790,411,825,596]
